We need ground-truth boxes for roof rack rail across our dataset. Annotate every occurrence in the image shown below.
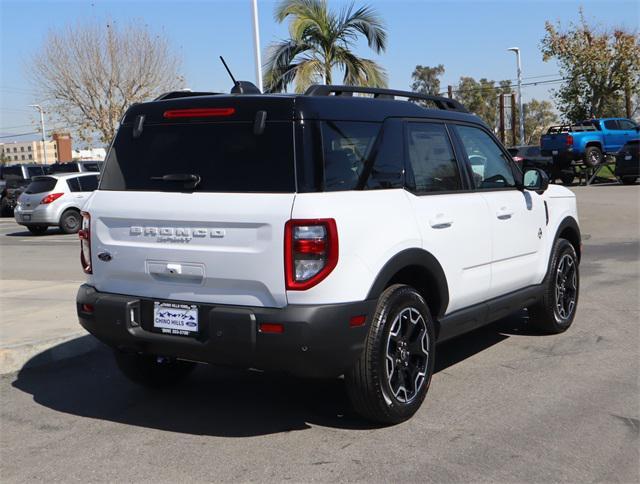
[154,91,221,101]
[304,84,469,113]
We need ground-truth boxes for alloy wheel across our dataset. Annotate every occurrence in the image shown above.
[555,253,577,320]
[385,307,429,404]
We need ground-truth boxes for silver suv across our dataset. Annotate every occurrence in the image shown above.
[15,172,99,235]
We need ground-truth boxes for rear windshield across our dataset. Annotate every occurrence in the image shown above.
[25,177,57,194]
[101,122,295,192]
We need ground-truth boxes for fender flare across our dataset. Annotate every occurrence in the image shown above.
[553,215,581,259]
[366,248,449,319]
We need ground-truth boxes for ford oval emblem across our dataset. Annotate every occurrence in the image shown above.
[97,251,112,262]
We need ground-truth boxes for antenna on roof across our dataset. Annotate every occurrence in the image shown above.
[219,56,262,95]
[219,56,238,87]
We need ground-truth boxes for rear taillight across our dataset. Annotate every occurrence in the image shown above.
[566,134,574,146]
[285,219,338,290]
[40,193,63,204]
[79,211,91,274]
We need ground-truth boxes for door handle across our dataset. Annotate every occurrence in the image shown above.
[429,214,454,229]
[496,207,514,220]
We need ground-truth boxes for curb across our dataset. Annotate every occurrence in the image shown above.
[0,333,100,375]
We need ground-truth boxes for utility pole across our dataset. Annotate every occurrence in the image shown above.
[28,104,47,164]
[251,0,263,92]
[508,47,525,145]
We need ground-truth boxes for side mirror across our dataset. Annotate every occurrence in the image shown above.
[523,168,549,193]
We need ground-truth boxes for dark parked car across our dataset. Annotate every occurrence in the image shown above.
[615,139,639,185]
[0,164,48,216]
[507,145,574,185]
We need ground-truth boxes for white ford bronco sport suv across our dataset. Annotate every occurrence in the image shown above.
[77,84,580,424]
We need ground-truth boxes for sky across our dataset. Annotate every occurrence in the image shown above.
[1,0,638,145]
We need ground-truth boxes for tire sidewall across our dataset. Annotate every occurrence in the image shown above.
[549,240,580,328]
[584,147,602,167]
[373,286,436,421]
[60,210,81,234]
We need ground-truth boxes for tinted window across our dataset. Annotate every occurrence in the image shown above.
[101,122,295,192]
[455,125,515,189]
[1,166,23,179]
[604,120,619,130]
[82,163,100,172]
[321,121,380,191]
[618,119,637,130]
[405,123,461,192]
[66,177,81,192]
[25,177,57,194]
[49,163,79,173]
[26,166,46,178]
[365,119,404,190]
[79,175,99,191]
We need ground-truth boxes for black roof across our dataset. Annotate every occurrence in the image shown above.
[122,85,482,126]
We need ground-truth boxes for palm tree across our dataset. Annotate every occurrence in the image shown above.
[264,0,388,93]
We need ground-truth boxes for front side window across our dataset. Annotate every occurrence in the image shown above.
[405,122,461,192]
[454,125,516,189]
[618,119,637,130]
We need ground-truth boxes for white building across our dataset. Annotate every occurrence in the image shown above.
[72,148,106,161]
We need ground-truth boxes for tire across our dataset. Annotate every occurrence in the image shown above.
[27,225,48,235]
[583,146,603,167]
[620,177,637,185]
[528,239,579,334]
[560,172,575,185]
[59,209,81,234]
[113,351,196,388]
[345,284,436,424]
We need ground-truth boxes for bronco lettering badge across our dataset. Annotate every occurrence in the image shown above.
[129,226,226,242]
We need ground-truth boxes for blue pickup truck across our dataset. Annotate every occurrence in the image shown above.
[541,118,639,167]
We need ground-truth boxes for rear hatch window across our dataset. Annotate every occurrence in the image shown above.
[24,177,57,194]
[101,122,295,193]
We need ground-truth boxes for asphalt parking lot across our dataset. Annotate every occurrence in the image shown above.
[0,184,638,482]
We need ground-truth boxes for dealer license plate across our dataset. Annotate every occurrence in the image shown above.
[153,302,199,336]
[552,150,558,155]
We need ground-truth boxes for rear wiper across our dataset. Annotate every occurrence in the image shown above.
[150,173,201,188]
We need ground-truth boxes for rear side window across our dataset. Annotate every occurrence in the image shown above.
[25,177,57,194]
[101,122,295,192]
[618,119,637,130]
[405,122,461,192]
[79,175,99,191]
[604,120,619,130]
[321,121,380,191]
[66,177,81,192]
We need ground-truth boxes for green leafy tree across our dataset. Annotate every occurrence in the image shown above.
[263,0,388,93]
[541,10,640,122]
[454,77,513,129]
[523,99,557,145]
[411,64,445,96]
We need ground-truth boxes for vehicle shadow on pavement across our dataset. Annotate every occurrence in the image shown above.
[5,229,67,237]
[12,313,536,436]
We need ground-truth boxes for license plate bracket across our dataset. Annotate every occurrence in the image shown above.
[153,302,199,337]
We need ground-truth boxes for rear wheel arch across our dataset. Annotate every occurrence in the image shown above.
[367,248,449,326]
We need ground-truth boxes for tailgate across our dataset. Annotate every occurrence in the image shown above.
[86,191,294,308]
[541,134,569,152]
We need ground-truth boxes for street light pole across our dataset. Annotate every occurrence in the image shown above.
[508,47,525,145]
[251,0,263,92]
[28,104,47,164]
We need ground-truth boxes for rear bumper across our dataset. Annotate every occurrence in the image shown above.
[77,284,376,378]
[14,205,59,226]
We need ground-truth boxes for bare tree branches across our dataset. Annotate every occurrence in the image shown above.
[31,21,184,143]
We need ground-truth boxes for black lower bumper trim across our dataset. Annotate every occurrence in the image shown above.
[77,284,377,378]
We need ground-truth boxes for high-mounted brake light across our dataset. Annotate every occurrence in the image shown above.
[285,219,338,290]
[79,211,92,274]
[163,107,236,119]
[40,192,64,204]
